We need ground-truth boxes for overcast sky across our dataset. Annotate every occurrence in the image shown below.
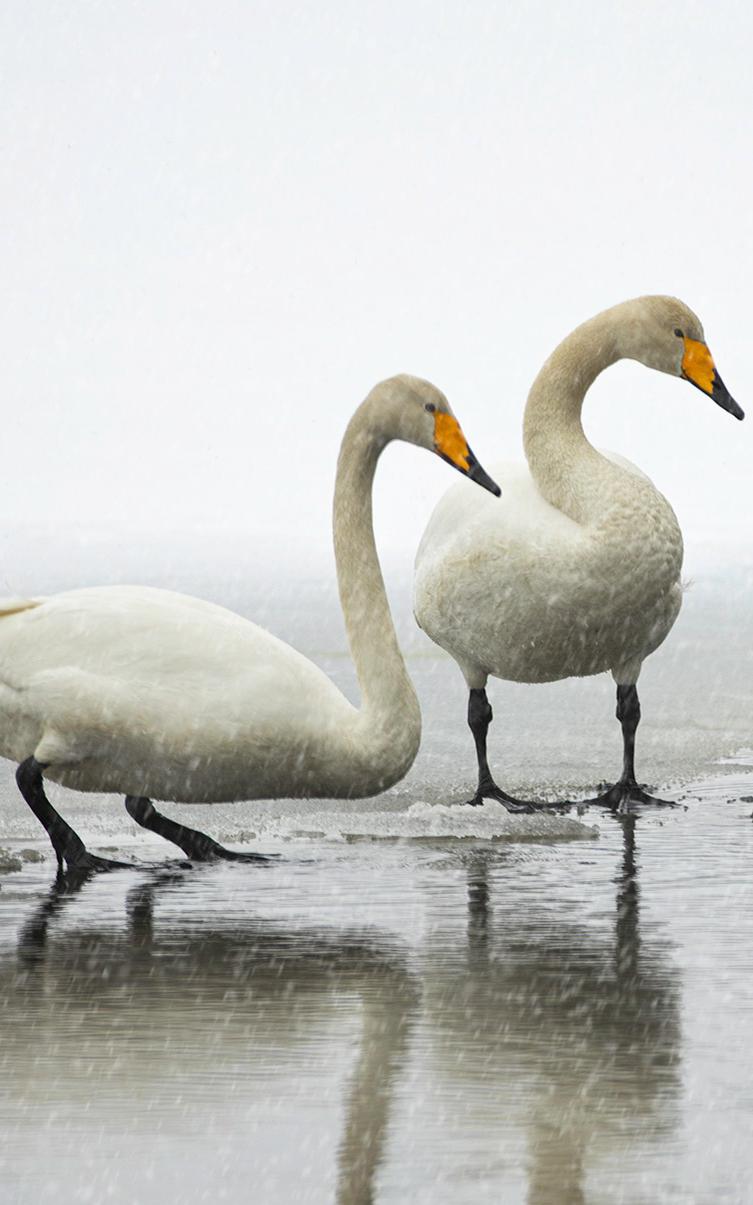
[1,0,751,581]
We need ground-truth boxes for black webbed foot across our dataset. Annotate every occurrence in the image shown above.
[64,850,132,875]
[181,834,274,865]
[586,685,676,810]
[465,780,574,814]
[585,778,677,811]
[465,784,537,813]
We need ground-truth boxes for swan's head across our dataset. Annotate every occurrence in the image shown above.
[374,374,501,496]
[619,296,743,420]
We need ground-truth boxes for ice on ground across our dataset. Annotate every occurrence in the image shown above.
[0,846,46,873]
[253,800,598,843]
[717,749,753,766]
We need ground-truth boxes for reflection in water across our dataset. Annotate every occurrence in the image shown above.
[2,818,684,1203]
[6,874,419,1205]
[466,862,490,966]
[447,814,682,1204]
[615,813,639,984]
[336,961,414,1205]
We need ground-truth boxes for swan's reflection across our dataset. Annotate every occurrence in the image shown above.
[4,817,681,1203]
[432,813,682,1203]
[7,873,418,1205]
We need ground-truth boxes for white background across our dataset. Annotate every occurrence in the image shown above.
[2,0,750,573]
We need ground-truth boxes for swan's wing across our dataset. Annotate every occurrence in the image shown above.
[416,459,581,576]
[0,584,354,739]
[0,584,305,681]
[415,450,652,579]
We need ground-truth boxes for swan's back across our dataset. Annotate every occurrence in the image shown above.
[0,586,335,696]
[416,460,580,569]
[0,585,359,798]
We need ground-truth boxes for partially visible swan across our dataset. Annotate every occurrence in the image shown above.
[414,297,743,810]
[1,375,500,873]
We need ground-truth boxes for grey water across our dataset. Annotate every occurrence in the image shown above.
[1,530,752,1203]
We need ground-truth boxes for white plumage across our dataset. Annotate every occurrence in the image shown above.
[3,374,499,870]
[414,296,742,809]
[0,585,359,801]
[415,451,681,688]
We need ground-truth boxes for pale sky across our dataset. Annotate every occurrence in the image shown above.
[1,0,751,575]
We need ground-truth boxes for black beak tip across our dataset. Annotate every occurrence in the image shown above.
[466,450,501,497]
[712,373,744,420]
[437,447,501,496]
[719,394,745,421]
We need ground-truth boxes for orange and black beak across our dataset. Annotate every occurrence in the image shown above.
[682,338,744,420]
[433,413,501,496]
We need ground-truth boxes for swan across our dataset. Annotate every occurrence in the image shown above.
[413,296,743,811]
[1,374,500,873]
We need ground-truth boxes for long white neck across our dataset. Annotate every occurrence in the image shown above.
[332,400,421,779]
[523,310,624,523]
[522,307,683,592]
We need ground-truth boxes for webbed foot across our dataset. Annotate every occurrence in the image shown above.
[65,850,132,874]
[585,778,676,811]
[465,780,574,814]
[182,835,275,865]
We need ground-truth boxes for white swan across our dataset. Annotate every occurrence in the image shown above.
[1,374,500,873]
[413,297,743,810]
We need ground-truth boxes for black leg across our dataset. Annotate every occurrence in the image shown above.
[124,796,272,863]
[587,684,675,810]
[464,688,571,812]
[16,758,130,875]
[468,688,495,796]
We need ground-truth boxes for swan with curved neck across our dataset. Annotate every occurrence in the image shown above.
[414,297,743,810]
[1,374,500,873]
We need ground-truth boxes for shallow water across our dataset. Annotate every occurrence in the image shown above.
[0,549,752,1202]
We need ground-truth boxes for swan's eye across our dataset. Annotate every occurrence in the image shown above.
[674,328,684,338]
[424,402,436,414]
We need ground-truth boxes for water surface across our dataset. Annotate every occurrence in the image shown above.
[0,549,752,1202]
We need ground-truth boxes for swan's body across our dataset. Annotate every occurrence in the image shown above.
[6,375,499,871]
[0,586,372,801]
[416,451,682,688]
[414,297,743,809]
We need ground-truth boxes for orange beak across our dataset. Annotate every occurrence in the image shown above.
[682,339,744,419]
[433,413,501,495]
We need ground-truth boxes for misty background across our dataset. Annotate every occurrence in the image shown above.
[1,0,750,601]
